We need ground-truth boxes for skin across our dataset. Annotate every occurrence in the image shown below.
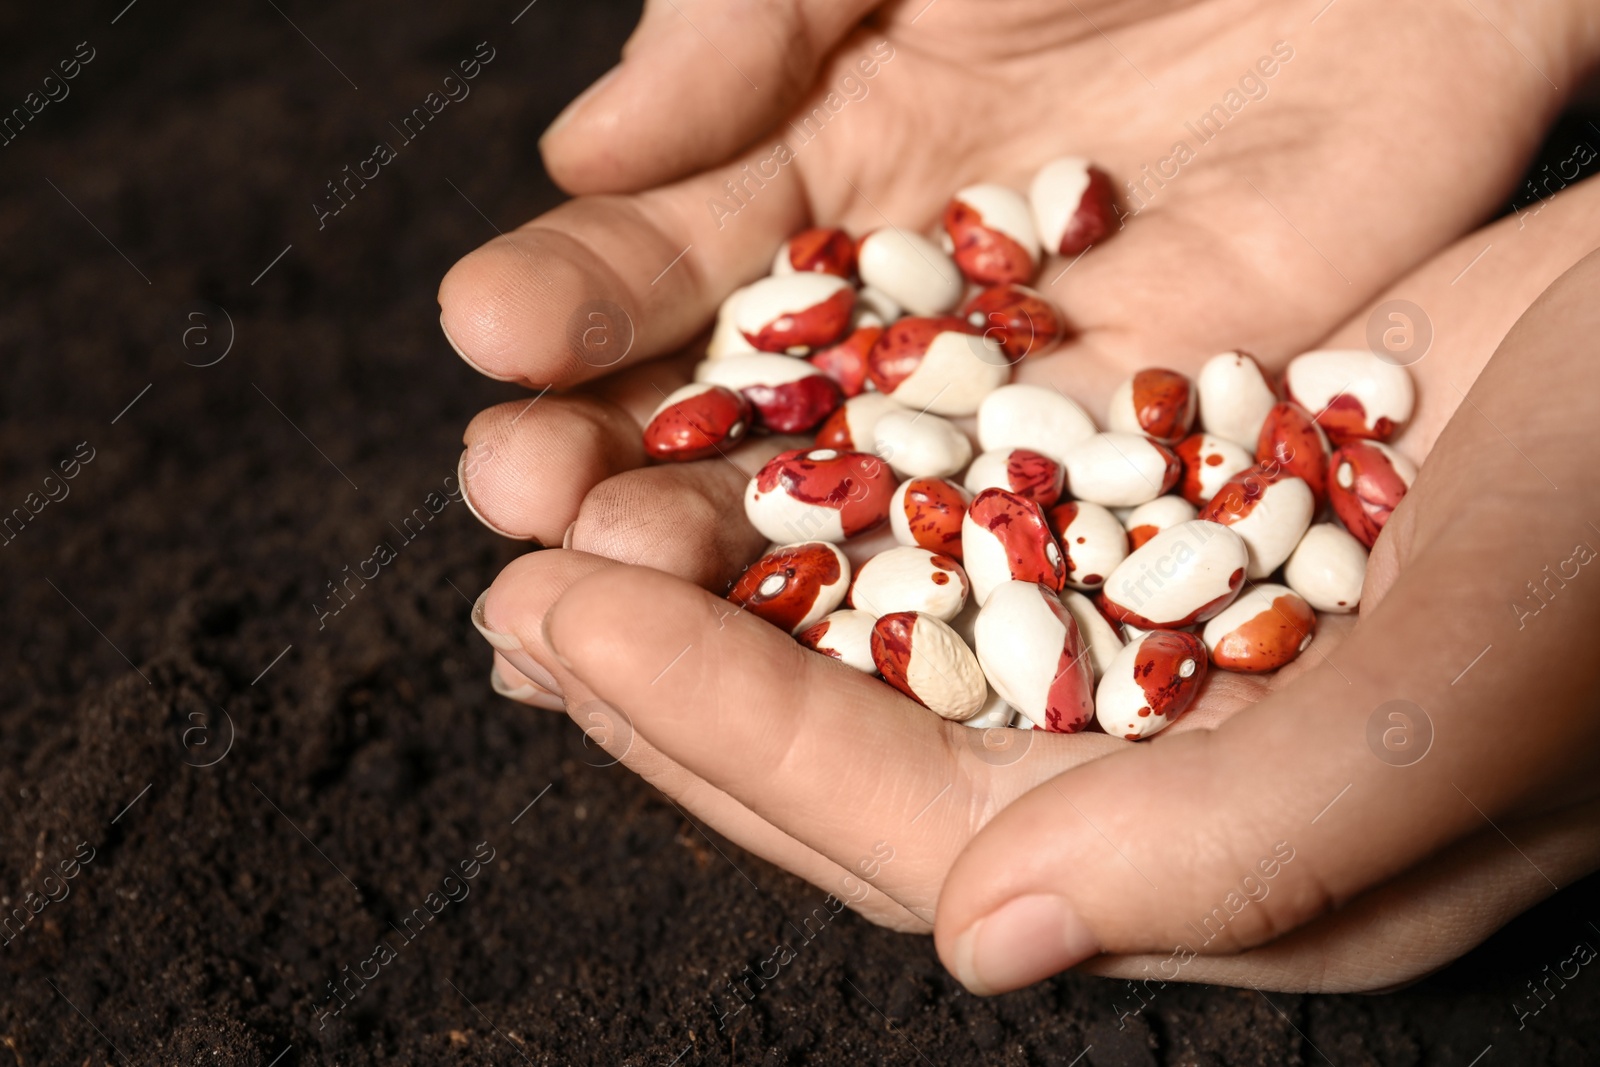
[449,0,1600,993]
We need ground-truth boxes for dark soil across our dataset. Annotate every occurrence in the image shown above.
[1,2,1597,1064]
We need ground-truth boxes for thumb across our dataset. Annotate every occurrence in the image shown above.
[540,0,881,195]
[932,521,1590,994]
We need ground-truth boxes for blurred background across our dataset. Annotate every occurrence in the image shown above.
[1,1,1597,1063]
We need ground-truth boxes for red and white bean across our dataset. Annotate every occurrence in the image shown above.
[1095,630,1209,740]
[889,477,971,559]
[974,580,1096,732]
[1099,519,1247,629]
[1028,156,1117,257]
[1196,465,1315,579]
[1106,368,1195,444]
[707,289,760,360]
[960,284,1067,360]
[808,321,883,398]
[1256,401,1331,507]
[867,316,1010,415]
[1327,440,1415,548]
[771,227,857,278]
[729,541,851,634]
[961,487,1066,604]
[870,611,988,720]
[642,382,752,462]
[942,183,1041,286]
[1122,495,1198,551]
[744,448,898,544]
[696,354,842,433]
[1201,583,1317,673]
[1173,432,1255,506]
[796,608,878,672]
[814,392,904,451]
[733,273,855,355]
[962,448,1064,507]
[1045,500,1129,591]
[1283,348,1415,445]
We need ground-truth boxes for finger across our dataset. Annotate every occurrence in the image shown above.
[541,562,1123,916]
[438,146,807,390]
[1082,798,1600,993]
[539,0,881,195]
[480,548,928,931]
[1315,173,1600,466]
[566,435,798,592]
[457,351,702,544]
[455,335,801,575]
[459,394,644,543]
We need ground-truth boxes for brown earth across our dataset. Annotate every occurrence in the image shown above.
[1,1,1597,1063]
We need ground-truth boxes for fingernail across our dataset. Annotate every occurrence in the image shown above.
[541,64,621,142]
[441,313,519,384]
[513,651,562,695]
[490,666,566,711]
[458,450,539,543]
[541,603,576,674]
[950,894,1100,996]
[471,588,522,653]
[561,521,577,550]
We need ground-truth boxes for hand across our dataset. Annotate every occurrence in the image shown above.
[477,180,1600,992]
[442,0,1597,569]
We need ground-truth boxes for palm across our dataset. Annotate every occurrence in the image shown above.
[732,0,1558,409]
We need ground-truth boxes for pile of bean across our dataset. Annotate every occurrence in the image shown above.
[639,157,1415,740]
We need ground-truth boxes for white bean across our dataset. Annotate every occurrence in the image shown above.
[1196,350,1277,448]
[976,383,1097,461]
[1059,432,1180,507]
[857,228,965,316]
[849,546,969,621]
[871,410,973,479]
[1283,523,1368,613]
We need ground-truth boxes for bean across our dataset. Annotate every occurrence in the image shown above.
[1095,630,1209,740]
[1099,519,1247,629]
[729,541,851,634]
[870,611,988,720]
[942,183,1040,286]
[961,487,1066,604]
[974,580,1096,732]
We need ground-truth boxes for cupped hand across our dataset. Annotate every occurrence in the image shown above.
[477,178,1600,992]
[442,0,1595,563]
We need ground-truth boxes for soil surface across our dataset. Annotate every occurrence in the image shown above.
[2,2,1598,1064]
